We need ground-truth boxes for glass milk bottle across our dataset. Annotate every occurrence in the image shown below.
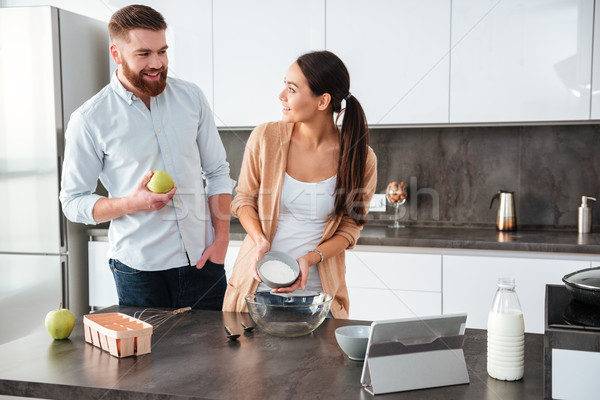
[487,278,525,381]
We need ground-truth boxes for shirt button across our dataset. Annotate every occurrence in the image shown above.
[157,129,161,133]
[165,154,169,158]
[176,203,180,208]
[128,100,132,105]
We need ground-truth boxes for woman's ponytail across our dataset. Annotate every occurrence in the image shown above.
[336,95,370,225]
[296,51,371,226]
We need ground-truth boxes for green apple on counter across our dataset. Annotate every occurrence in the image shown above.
[146,170,175,193]
[45,302,75,340]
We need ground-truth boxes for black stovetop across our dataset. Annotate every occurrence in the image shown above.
[546,285,600,332]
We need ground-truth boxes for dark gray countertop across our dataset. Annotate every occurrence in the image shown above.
[0,306,544,399]
[90,221,600,255]
[232,222,600,255]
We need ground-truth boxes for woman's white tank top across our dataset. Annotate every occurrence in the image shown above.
[258,172,337,292]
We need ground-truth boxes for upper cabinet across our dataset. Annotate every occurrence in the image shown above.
[592,1,600,119]
[213,0,325,128]
[326,0,451,125]
[450,0,594,124]
[142,0,600,127]
[141,0,213,109]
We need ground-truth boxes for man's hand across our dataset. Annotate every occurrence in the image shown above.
[92,170,177,223]
[128,170,176,212]
[196,238,228,269]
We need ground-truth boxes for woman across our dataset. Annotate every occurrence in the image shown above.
[222,50,377,318]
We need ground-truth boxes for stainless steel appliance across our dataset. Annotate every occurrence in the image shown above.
[544,284,600,399]
[0,6,108,344]
[490,190,517,231]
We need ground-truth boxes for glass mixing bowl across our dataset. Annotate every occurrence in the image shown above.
[245,291,333,337]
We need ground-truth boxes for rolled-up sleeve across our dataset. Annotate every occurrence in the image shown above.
[59,111,104,225]
[196,90,235,197]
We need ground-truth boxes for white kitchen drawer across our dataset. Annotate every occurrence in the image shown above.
[348,287,441,321]
[346,251,441,291]
[443,254,590,333]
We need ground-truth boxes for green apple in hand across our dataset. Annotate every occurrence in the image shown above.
[45,302,75,340]
[146,170,174,193]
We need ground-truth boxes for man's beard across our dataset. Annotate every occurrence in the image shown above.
[122,59,167,97]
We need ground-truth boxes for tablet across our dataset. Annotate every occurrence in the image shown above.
[360,313,467,388]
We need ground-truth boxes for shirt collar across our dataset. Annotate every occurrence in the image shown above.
[110,70,136,105]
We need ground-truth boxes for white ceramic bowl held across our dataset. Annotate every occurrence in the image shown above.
[335,325,371,360]
[257,251,300,288]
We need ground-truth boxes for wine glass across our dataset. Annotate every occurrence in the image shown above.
[387,181,407,228]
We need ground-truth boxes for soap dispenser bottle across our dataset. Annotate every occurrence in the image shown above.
[578,196,597,233]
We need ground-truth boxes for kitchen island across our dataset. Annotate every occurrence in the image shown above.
[0,306,544,399]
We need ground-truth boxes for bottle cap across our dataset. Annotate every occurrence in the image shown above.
[497,277,515,289]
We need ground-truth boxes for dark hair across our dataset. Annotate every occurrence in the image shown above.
[296,50,370,226]
[108,5,167,43]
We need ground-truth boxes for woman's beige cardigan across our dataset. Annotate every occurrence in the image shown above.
[222,121,377,318]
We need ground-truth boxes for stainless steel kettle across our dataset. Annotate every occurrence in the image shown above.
[490,190,516,231]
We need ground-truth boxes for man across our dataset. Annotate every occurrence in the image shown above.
[60,5,234,310]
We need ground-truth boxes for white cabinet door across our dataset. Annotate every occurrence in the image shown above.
[326,0,450,125]
[213,0,325,128]
[450,0,594,123]
[142,0,214,108]
[88,240,118,309]
[592,1,600,119]
[224,241,242,282]
[443,254,590,333]
[346,250,442,321]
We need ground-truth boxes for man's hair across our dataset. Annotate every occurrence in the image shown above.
[108,5,167,43]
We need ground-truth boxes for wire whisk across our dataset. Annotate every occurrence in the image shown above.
[133,306,191,328]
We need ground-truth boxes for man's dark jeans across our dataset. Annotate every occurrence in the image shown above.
[109,258,226,310]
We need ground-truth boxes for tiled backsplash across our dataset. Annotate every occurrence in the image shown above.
[219,124,600,229]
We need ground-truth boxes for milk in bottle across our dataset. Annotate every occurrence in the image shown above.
[487,278,524,381]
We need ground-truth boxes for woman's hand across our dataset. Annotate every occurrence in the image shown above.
[272,252,316,293]
[253,237,271,282]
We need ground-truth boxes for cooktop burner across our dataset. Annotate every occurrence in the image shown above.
[546,285,600,332]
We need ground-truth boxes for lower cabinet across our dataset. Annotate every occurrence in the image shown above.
[345,249,442,321]
[224,241,242,282]
[442,254,591,334]
[88,240,118,310]
[347,287,441,322]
